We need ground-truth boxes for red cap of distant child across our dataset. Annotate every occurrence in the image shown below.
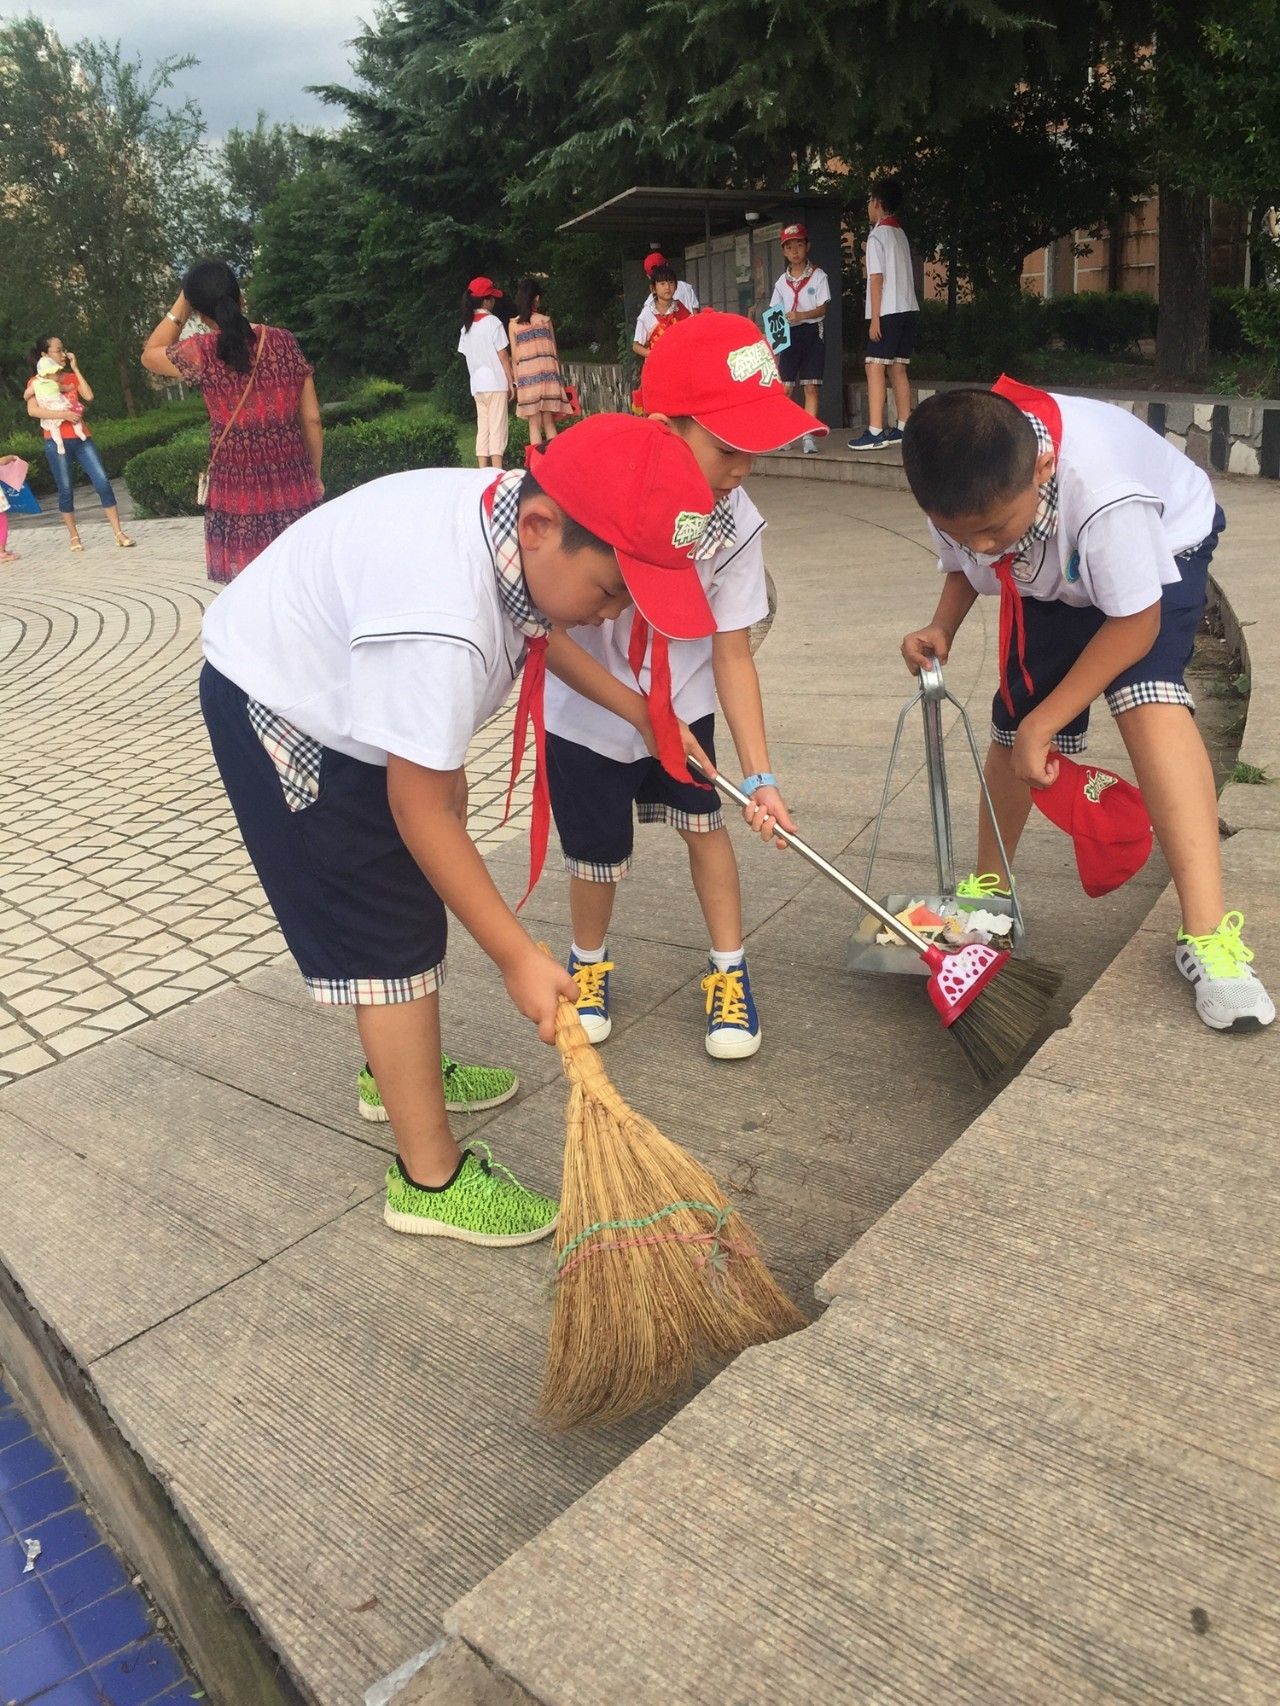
[1032,756,1154,896]
[640,311,827,453]
[643,252,667,275]
[780,223,808,244]
[533,414,716,640]
[467,276,503,297]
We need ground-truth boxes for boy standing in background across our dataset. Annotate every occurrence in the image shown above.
[849,177,920,452]
[769,223,830,457]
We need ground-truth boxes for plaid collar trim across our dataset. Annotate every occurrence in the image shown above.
[486,469,551,639]
[694,494,736,561]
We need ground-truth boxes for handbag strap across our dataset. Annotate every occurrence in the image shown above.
[207,327,266,473]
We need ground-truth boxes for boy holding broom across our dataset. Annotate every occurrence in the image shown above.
[200,416,721,1246]
[544,311,824,1058]
[899,378,1273,1033]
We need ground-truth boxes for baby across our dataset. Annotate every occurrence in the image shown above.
[34,355,85,454]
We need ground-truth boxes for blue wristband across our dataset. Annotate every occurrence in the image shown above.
[740,772,777,798]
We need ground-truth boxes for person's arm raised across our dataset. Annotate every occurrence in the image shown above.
[141,292,192,378]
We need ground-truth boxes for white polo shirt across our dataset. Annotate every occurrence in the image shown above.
[769,266,831,336]
[457,312,509,395]
[544,485,768,762]
[932,393,1217,617]
[202,470,526,771]
[865,222,919,317]
[634,300,692,346]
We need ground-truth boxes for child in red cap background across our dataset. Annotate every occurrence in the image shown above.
[457,276,514,468]
[768,223,831,457]
[641,250,700,317]
[200,416,718,1247]
[899,380,1273,1034]
[544,312,826,1060]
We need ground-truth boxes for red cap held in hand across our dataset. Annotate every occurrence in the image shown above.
[640,311,827,452]
[533,414,715,640]
[1032,756,1154,897]
[467,276,503,297]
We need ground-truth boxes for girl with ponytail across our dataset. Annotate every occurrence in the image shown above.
[142,259,324,584]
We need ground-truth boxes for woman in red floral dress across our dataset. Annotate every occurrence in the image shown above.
[142,261,323,584]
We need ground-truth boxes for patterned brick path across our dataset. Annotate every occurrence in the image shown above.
[0,512,524,1086]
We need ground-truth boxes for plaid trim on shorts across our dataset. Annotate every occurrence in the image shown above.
[247,699,322,811]
[990,723,1088,755]
[637,803,726,833]
[304,963,446,1007]
[1106,680,1195,716]
[563,853,633,882]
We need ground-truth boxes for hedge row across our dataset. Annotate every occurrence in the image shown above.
[319,377,407,427]
[0,398,207,495]
[125,405,462,518]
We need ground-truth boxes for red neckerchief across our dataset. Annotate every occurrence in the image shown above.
[876,216,902,228]
[483,477,551,912]
[626,617,712,793]
[781,266,815,314]
[647,300,691,347]
[989,374,1063,716]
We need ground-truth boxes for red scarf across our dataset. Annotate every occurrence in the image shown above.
[780,267,815,315]
[989,374,1063,716]
[626,616,700,790]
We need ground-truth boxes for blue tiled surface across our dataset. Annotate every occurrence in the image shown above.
[0,1380,204,1705]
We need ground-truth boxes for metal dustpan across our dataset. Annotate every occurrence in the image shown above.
[848,661,1025,977]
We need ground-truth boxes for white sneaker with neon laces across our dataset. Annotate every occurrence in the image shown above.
[1174,912,1275,1032]
[701,957,762,1059]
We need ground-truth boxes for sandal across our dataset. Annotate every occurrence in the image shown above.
[0,550,19,564]
[68,535,84,552]
[114,532,136,548]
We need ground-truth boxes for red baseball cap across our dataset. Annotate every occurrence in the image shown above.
[643,251,667,275]
[639,311,827,452]
[467,276,503,297]
[780,223,808,245]
[1032,756,1153,896]
[533,415,716,640]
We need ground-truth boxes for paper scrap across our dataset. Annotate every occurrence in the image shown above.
[22,1537,41,1573]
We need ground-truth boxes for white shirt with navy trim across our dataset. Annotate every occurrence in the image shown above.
[932,393,1217,617]
[202,469,525,771]
[544,485,769,763]
[769,266,831,336]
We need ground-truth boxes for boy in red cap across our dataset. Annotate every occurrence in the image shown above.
[544,313,824,1060]
[768,223,831,456]
[899,380,1273,1033]
[200,416,718,1245]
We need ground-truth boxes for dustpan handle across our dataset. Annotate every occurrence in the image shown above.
[690,762,933,953]
[920,662,958,893]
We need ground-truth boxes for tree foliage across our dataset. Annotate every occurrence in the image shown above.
[204,112,309,277]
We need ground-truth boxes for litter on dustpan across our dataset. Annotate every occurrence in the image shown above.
[876,901,1015,950]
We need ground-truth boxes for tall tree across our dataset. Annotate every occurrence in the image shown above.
[206,112,308,279]
[0,15,214,414]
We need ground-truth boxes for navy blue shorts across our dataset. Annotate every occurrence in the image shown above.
[776,323,825,385]
[865,311,918,364]
[547,713,723,881]
[991,506,1225,753]
[200,663,447,1004]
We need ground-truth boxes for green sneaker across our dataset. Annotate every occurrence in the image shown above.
[383,1143,558,1246]
[955,871,1011,911]
[357,1053,519,1122]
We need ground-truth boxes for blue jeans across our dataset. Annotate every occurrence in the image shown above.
[43,435,117,514]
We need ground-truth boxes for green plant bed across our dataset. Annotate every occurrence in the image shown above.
[319,377,407,427]
[0,398,207,495]
[124,404,462,518]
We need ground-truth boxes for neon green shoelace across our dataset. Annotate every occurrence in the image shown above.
[1180,910,1254,980]
[956,871,1009,900]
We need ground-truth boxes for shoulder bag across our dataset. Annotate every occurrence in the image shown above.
[196,327,265,507]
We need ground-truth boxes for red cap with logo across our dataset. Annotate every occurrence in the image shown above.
[533,414,715,640]
[780,223,808,245]
[640,311,827,452]
[1031,756,1154,896]
[467,275,503,297]
[643,251,667,275]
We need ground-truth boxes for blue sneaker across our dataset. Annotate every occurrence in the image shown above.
[701,957,762,1059]
[568,951,613,1044]
[885,426,904,444]
[847,429,888,451]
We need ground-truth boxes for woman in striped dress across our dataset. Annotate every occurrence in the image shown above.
[508,278,569,448]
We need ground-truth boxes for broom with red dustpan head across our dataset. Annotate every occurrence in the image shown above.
[696,767,1062,1083]
[541,967,806,1429]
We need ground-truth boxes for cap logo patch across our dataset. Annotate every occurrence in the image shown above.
[671,510,709,550]
[1083,770,1117,804]
[726,343,779,387]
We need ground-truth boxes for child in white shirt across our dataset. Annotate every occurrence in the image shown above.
[457,276,515,467]
[848,176,920,452]
[768,223,830,456]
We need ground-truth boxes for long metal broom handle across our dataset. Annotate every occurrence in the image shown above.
[919,661,958,894]
[690,762,934,955]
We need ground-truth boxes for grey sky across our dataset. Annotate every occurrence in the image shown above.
[22,2,372,136]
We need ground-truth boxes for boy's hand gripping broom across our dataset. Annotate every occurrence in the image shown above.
[542,989,806,1429]
[696,767,1062,1083]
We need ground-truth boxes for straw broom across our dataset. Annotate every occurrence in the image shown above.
[541,995,806,1429]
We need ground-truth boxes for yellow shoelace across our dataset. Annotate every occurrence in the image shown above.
[701,967,749,1029]
[573,959,614,1010]
[957,870,1008,899]
[1181,911,1253,980]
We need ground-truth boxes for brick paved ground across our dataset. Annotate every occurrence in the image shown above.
[0,509,524,1087]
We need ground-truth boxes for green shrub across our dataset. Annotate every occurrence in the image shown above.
[503,415,530,469]
[319,377,407,426]
[1210,287,1252,355]
[123,427,208,518]
[323,409,461,497]
[1043,292,1156,355]
[1234,288,1280,362]
[914,293,1048,377]
[0,397,207,494]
